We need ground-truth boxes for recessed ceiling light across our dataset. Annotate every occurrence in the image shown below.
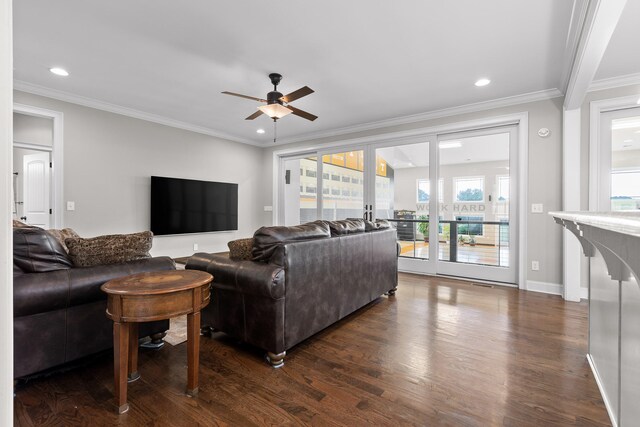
[475,78,491,87]
[256,128,265,134]
[49,67,69,77]
[624,139,633,143]
[465,158,472,161]
[439,141,462,149]
[623,144,632,148]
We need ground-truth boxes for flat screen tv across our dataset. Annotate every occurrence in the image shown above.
[150,176,238,236]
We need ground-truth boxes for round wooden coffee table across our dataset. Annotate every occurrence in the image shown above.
[101,269,213,414]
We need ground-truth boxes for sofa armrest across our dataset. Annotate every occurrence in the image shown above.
[187,253,284,300]
[14,269,71,317]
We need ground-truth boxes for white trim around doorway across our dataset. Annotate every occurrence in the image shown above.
[13,103,64,229]
[272,112,529,288]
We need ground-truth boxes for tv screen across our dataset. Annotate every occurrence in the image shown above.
[150,176,238,236]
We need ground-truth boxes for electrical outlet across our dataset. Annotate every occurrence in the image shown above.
[531,260,540,271]
[193,243,198,251]
[66,201,75,211]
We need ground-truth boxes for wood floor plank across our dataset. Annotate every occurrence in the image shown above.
[14,273,611,426]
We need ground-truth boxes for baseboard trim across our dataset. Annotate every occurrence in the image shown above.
[525,280,563,295]
[580,287,588,300]
[587,354,617,427]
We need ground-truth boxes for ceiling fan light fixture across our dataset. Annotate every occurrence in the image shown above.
[258,103,292,119]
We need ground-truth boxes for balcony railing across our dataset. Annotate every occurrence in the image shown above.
[388,219,509,268]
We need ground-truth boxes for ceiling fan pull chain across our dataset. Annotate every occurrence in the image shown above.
[273,119,277,143]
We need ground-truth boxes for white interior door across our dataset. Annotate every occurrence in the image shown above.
[22,151,51,228]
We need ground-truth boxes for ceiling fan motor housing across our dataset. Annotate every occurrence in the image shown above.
[267,91,284,105]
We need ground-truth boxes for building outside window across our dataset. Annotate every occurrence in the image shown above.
[417,179,444,203]
[455,177,484,202]
[497,176,509,202]
[456,215,484,235]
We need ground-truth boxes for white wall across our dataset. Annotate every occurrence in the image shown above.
[1,0,13,421]
[14,91,266,258]
[13,112,52,146]
[260,97,564,286]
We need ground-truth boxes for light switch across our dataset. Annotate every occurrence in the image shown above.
[67,201,75,211]
[264,206,273,212]
[531,203,543,213]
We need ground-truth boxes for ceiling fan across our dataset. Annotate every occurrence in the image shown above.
[222,73,317,122]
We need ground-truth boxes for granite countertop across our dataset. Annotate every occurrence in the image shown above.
[549,211,640,238]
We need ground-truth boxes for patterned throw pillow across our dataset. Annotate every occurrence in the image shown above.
[228,238,254,261]
[46,228,80,253]
[12,219,31,228]
[65,231,153,267]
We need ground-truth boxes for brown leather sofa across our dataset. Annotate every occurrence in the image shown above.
[186,219,398,367]
[13,227,175,379]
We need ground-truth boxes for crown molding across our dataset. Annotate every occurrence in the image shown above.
[588,72,640,92]
[13,80,259,147]
[274,88,563,146]
[14,80,564,150]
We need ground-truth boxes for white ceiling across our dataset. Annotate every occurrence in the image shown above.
[11,1,632,147]
[594,0,640,81]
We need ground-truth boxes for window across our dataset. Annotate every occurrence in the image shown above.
[611,170,640,211]
[306,186,316,194]
[455,177,484,202]
[342,176,350,182]
[323,173,329,180]
[331,188,340,196]
[417,179,429,202]
[331,174,340,181]
[497,176,509,202]
[351,177,359,184]
[306,169,317,178]
[342,189,350,196]
[417,179,444,203]
[323,188,330,195]
[456,215,484,235]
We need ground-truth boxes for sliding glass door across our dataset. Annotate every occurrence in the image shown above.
[278,124,519,285]
[435,126,517,283]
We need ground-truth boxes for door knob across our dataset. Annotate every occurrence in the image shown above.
[20,216,27,221]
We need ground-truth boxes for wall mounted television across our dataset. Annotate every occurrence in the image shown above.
[150,176,238,236]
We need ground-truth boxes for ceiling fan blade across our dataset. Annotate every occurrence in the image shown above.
[245,110,264,120]
[287,105,318,121]
[280,86,314,103]
[221,91,267,103]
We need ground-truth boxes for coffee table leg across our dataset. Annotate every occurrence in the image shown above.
[114,321,130,414]
[128,323,140,382]
[186,311,200,396]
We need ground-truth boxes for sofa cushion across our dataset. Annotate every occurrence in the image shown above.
[228,238,254,260]
[12,219,31,228]
[65,231,153,267]
[252,221,331,262]
[13,227,73,273]
[46,228,80,253]
[327,219,365,236]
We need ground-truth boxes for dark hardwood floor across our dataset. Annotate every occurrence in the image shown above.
[14,273,610,426]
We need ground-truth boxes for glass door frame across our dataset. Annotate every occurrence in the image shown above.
[273,112,528,288]
[433,125,519,284]
[592,105,640,211]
